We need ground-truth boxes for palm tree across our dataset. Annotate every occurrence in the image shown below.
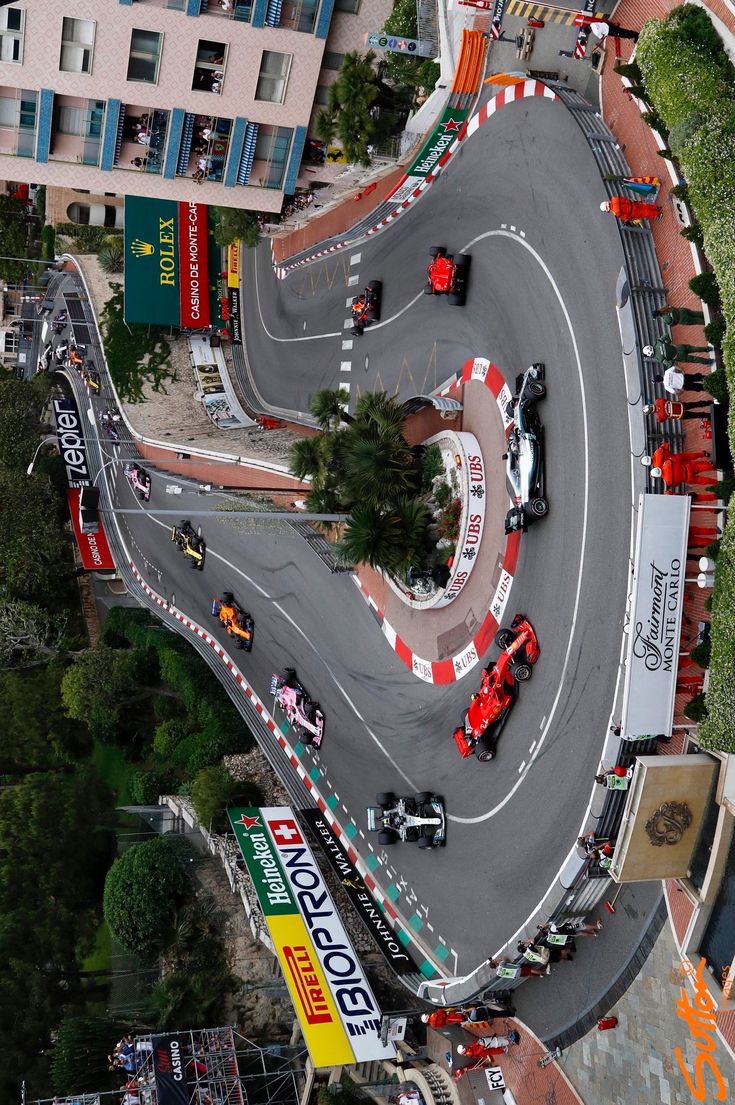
[342,423,416,507]
[392,496,431,565]
[311,387,353,430]
[336,503,405,571]
[353,390,405,435]
[289,435,325,481]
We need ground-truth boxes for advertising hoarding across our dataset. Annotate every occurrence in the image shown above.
[621,494,690,737]
[229,807,395,1068]
[151,1035,189,1105]
[66,488,115,570]
[124,196,210,328]
[53,396,90,485]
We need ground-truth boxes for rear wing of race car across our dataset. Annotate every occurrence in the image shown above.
[211,598,221,616]
[366,807,379,832]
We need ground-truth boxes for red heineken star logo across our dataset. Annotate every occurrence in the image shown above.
[235,813,261,830]
[443,117,462,132]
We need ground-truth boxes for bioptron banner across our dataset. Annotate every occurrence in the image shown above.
[124,196,210,328]
[390,107,468,203]
[228,807,396,1068]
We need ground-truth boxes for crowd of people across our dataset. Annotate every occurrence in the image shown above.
[281,190,317,220]
[102,1029,237,1105]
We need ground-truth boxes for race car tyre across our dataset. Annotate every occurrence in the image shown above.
[376,792,396,807]
[238,637,246,649]
[378,830,397,846]
[283,669,298,688]
[505,398,517,419]
[222,592,234,603]
[528,380,547,398]
[414,792,433,804]
[429,246,444,258]
[418,836,434,849]
[511,661,533,682]
[424,283,434,295]
[405,828,419,843]
[495,627,515,649]
[139,492,146,501]
[191,559,199,569]
[448,292,463,306]
[529,497,549,518]
[454,254,469,270]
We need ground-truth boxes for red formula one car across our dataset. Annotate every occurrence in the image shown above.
[271,668,324,747]
[351,280,382,336]
[425,247,471,305]
[453,615,540,762]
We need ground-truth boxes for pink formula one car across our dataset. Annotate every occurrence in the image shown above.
[271,668,324,747]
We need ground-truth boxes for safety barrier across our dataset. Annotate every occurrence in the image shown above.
[451,29,489,104]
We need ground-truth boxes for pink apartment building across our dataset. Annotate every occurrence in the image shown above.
[0,0,392,216]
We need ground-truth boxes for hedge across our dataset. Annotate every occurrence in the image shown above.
[637,6,735,752]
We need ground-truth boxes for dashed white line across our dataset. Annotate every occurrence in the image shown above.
[340,380,351,393]
[348,275,359,286]
[343,318,353,329]
[345,297,355,308]
[426,922,434,933]
[540,715,547,729]
[518,759,526,774]
[510,224,516,232]
[349,252,361,265]
[528,740,537,755]
[520,230,526,238]
[342,339,353,350]
[340,361,351,372]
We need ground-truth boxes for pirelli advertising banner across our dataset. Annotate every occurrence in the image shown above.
[228,807,395,1068]
[124,196,210,328]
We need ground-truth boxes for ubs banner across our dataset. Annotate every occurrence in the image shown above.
[124,196,210,328]
[301,809,420,976]
[228,807,395,1068]
[621,494,690,737]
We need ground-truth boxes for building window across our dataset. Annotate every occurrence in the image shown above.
[322,52,343,71]
[334,0,360,11]
[255,52,292,104]
[127,29,163,84]
[192,40,227,95]
[0,7,24,64]
[59,18,95,74]
[252,124,292,189]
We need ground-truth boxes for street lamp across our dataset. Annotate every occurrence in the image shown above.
[26,435,58,475]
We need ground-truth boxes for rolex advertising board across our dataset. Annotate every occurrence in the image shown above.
[228,807,396,1068]
[124,196,211,328]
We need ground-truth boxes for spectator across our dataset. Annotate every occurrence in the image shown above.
[643,338,714,367]
[578,833,615,858]
[517,940,550,968]
[539,917,603,937]
[600,196,661,223]
[643,398,712,423]
[653,305,706,326]
[490,955,549,978]
[653,368,708,395]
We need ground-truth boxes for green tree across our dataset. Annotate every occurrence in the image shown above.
[336,502,406,570]
[0,597,68,665]
[103,836,187,956]
[0,470,70,600]
[341,422,417,507]
[211,206,261,248]
[289,434,326,480]
[191,764,262,831]
[51,1015,126,1095]
[0,376,52,471]
[0,194,30,284]
[316,52,381,165]
[311,387,353,430]
[98,241,124,273]
[61,646,136,739]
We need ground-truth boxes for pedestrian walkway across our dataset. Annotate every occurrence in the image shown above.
[559,918,734,1105]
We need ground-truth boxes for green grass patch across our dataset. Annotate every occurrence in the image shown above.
[91,740,135,805]
[81,919,112,975]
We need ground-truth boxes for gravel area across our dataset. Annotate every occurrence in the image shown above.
[72,251,298,465]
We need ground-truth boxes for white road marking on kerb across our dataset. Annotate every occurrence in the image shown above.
[345,297,355,308]
[343,318,353,329]
[342,339,353,350]
[350,253,361,265]
[340,361,351,372]
[448,229,591,825]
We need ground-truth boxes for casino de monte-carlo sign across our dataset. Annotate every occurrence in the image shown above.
[124,196,210,328]
[621,494,690,738]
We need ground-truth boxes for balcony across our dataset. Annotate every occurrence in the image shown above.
[132,1,187,9]
[114,104,170,174]
[245,124,292,189]
[50,96,105,166]
[198,0,253,22]
[177,113,232,183]
[0,86,37,157]
[277,0,318,33]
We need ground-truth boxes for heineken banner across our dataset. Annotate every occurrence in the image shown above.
[390,108,468,202]
[124,196,210,328]
[301,809,419,976]
[151,1035,189,1105]
[228,807,395,1068]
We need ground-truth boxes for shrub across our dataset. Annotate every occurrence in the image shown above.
[130,768,171,805]
[689,272,721,307]
[670,182,690,201]
[641,111,665,133]
[704,318,726,347]
[99,242,124,273]
[710,477,735,503]
[614,61,643,82]
[100,287,173,402]
[103,836,187,956]
[703,371,728,404]
[40,225,56,260]
[690,639,712,668]
[683,692,708,722]
[154,718,188,760]
[421,444,444,490]
[681,224,704,248]
[191,766,263,832]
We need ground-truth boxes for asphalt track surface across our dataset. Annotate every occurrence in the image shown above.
[101,97,635,974]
